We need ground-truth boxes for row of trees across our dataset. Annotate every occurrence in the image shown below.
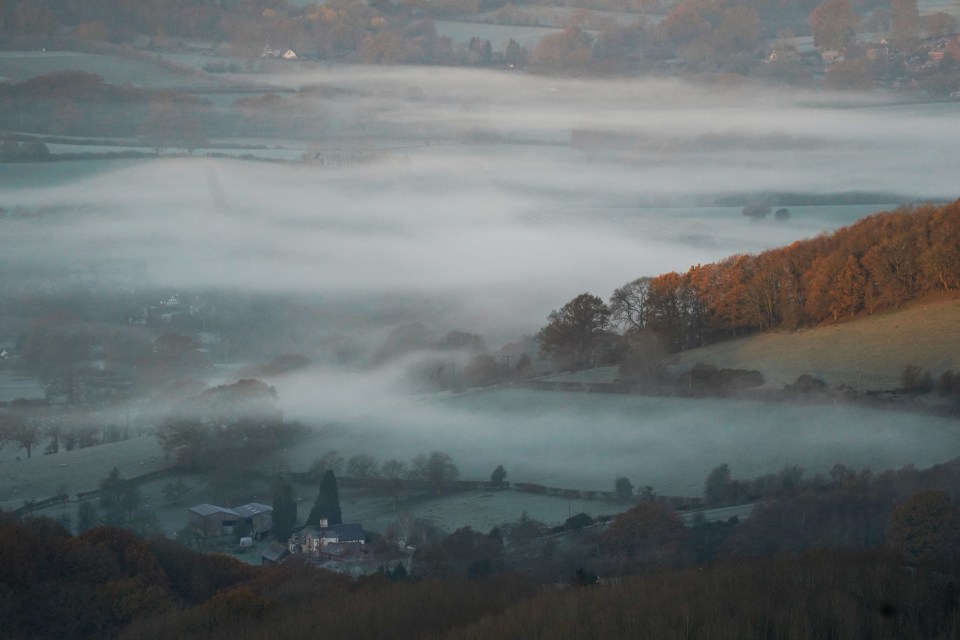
[700,459,960,563]
[538,201,960,372]
[310,449,461,495]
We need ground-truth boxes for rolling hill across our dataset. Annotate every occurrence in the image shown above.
[672,291,960,391]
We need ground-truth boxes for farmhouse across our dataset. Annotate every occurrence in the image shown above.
[288,519,368,559]
[261,46,299,60]
[188,502,273,538]
[289,521,367,553]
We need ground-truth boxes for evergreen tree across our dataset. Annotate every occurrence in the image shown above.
[490,465,507,488]
[307,470,342,526]
[272,478,297,542]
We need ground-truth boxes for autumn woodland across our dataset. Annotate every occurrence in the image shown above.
[605,200,960,353]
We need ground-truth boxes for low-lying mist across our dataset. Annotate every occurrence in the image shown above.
[4,69,960,487]
[271,364,960,495]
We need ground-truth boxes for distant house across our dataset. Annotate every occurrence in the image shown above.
[261,46,299,60]
[188,502,273,538]
[288,520,368,557]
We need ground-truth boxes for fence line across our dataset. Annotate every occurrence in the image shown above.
[15,465,179,517]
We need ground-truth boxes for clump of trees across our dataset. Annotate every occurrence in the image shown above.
[938,370,960,397]
[886,489,960,564]
[410,451,460,495]
[602,501,685,571]
[539,201,960,373]
[155,379,305,507]
[697,459,960,565]
[896,364,960,397]
[490,465,507,488]
[71,466,158,535]
[155,379,300,471]
[536,293,618,372]
[0,404,44,459]
[901,363,933,393]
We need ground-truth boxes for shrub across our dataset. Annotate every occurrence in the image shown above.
[901,364,933,394]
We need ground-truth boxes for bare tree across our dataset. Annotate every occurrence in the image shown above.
[347,454,380,478]
[610,277,651,332]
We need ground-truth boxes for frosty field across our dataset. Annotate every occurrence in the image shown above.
[0,51,217,90]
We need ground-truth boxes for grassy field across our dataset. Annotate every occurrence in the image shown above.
[0,51,218,89]
[0,434,164,511]
[674,291,960,390]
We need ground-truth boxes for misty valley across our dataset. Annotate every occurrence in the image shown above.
[4,1,960,636]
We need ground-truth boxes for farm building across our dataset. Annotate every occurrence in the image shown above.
[188,502,273,538]
[261,543,290,566]
[288,520,367,556]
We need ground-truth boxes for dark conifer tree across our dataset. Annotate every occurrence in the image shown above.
[272,478,297,542]
[307,470,342,526]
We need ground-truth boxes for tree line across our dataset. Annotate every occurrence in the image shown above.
[5,0,952,88]
[539,201,960,372]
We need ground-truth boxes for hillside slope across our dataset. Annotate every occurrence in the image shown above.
[673,292,960,391]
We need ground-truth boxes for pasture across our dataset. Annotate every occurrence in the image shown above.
[674,292,960,390]
[0,51,217,90]
[0,434,164,511]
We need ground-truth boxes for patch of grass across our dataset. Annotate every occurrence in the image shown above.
[674,292,960,391]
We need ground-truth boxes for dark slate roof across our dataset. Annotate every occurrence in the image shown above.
[189,504,237,517]
[261,543,289,562]
[325,523,366,542]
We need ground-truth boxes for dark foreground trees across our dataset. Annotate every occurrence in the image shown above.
[6,480,960,640]
[886,489,960,564]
